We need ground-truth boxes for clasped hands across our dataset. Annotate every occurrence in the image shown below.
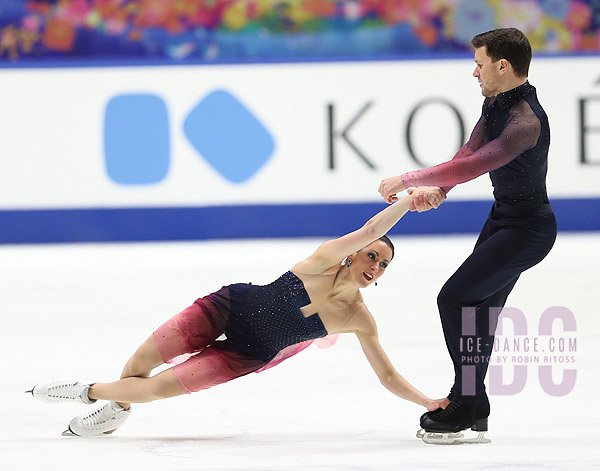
[378,176,446,212]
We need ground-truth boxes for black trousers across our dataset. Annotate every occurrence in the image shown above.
[437,202,557,404]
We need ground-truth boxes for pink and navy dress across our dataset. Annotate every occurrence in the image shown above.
[207,271,329,362]
[153,271,333,394]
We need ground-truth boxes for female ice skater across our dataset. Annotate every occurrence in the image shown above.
[29,187,447,437]
[379,28,557,444]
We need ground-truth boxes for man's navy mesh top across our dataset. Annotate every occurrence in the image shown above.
[401,81,550,211]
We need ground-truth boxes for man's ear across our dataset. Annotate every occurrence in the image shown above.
[498,58,510,75]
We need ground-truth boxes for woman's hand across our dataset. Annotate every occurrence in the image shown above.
[424,397,450,411]
[408,186,447,212]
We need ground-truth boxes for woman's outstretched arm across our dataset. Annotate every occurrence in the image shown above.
[352,307,445,411]
[293,187,445,274]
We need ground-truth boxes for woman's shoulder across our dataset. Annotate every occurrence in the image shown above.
[345,300,377,335]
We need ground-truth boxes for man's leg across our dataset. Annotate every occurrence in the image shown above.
[423,224,555,434]
[438,226,551,402]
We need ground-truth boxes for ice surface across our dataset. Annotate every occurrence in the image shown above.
[1,234,598,470]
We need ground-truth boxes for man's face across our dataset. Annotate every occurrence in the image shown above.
[473,46,502,97]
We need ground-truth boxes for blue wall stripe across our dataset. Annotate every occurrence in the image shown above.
[0,198,598,244]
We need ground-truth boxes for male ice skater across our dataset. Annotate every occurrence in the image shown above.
[378,28,557,444]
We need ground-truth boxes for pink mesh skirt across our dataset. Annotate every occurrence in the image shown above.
[153,299,339,394]
[152,301,268,394]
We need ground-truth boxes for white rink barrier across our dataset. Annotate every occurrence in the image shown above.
[0,56,598,242]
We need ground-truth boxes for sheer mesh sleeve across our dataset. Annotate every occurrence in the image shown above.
[401,100,541,189]
[438,110,487,193]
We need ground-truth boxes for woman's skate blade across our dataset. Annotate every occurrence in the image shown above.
[61,427,117,437]
[62,427,77,437]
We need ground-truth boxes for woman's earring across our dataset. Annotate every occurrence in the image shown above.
[375,281,378,286]
[346,258,352,268]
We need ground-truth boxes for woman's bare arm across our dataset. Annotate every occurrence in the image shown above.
[351,307,445,411]
[292,188,444,275]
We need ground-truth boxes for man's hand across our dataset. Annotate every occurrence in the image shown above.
[378,176,406,204]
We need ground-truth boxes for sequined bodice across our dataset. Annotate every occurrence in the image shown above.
[207,271,328,361]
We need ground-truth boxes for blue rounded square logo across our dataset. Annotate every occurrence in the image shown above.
[183,90,275,183]
[104,94,170,184]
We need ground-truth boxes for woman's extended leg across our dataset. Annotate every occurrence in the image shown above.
[88,299,230,408]
[120,335,165,380]
[87,335,184,406]
[88,368,185,404]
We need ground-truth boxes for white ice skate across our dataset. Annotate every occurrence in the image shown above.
[63,401,131,437]
[26,380,96,404]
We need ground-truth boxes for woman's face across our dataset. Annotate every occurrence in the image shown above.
[350,240,393,287]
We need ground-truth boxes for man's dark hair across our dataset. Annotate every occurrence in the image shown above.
[471,28,532,78]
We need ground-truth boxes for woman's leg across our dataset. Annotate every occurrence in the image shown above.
[87,335,179,407]
[89,344,268,404]
[89,300,227,407]
[120,335,164,380]
[88,368,185,404]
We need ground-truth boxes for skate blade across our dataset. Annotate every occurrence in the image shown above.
[416,428,459,439]
[61,427,116,437]
[62,428,78,437]
[421,430,489,445]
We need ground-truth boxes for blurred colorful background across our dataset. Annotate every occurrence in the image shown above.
[1,0,599,64]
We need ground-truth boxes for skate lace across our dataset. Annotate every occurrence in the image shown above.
[81,405,117,427]
[48,382,79,399]
[435,400,463,418]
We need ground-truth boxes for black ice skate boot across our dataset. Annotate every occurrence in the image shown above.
[419,390,455,423]
[418,397,491,444]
